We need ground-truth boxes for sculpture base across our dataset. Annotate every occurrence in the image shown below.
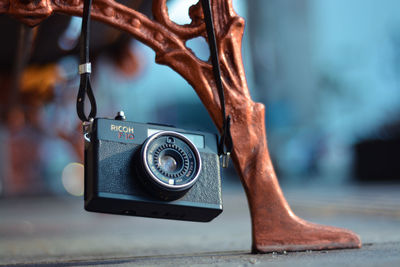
[251,218,361,254]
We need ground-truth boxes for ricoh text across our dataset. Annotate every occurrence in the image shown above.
[111,124,135,140]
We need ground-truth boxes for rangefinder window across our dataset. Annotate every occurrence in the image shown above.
[147,128,205,149]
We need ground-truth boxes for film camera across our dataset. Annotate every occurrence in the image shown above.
[84,114,223,222]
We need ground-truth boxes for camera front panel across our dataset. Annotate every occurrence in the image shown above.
[84,118,223,222]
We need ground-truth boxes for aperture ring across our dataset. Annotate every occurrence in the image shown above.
[153,144,189,178]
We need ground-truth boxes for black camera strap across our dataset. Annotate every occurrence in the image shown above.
[77,0,97,122]
[200,0,233,167]
[77,0,232,167]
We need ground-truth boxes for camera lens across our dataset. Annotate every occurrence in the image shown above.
[139,131,202,198]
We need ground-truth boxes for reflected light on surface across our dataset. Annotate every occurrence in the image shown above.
[62,163,84,196]
[58,17,82,51]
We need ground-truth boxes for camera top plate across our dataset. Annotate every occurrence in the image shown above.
[92,118,219,154]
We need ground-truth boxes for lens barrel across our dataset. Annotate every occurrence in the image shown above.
[138,131,202,199]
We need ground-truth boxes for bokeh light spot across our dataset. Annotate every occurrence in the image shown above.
[62,162,84,196]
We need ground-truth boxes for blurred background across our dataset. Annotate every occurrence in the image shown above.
[1,0,400,197]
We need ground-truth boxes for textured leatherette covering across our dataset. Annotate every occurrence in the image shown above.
[97,140,222,205]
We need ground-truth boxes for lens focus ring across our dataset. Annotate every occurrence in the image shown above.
[139,131,202,193]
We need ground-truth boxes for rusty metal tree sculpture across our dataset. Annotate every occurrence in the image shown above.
[1,0,361,253]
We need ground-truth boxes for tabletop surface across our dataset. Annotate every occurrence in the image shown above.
[1,182,400,266]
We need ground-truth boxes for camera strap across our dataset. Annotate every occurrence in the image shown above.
[77,0,233,167]
[200,0,233,167]
[77,0,97,123]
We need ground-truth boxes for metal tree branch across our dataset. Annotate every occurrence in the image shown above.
[1,0,361,253]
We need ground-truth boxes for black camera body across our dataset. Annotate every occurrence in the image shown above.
[84,118,223,222]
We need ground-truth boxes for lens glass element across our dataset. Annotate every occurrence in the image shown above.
[159,155,178,173]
